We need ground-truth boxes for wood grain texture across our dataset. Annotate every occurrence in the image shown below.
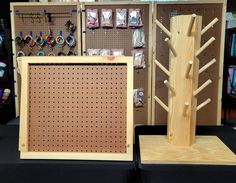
[19,56,133,161]
[153,3,225,126]
[139,135,236,165]
[167,15,202,146]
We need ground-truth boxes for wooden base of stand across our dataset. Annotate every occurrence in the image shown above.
[139,135,236,165]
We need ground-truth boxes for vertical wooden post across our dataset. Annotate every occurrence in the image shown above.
[167,15,202,146]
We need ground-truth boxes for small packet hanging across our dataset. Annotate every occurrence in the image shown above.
[132,29,145,48]
[111,49,124,56]
[128,8,143,28]
[132,50,145,69]
[87,9,99,29]
[133,88,144,108]
[101,9,113,28]
[87,49,100,56]
[100,49,111,56]
[116,9,127,28]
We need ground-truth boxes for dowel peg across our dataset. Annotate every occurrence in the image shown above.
[201,18,219,36]
[197,98,211,111]
[183,102,190,116]
[154,96,169,112]
[154,19,172,38]
[164,80,176,95]
[187,14,196,36]
[195,37,215,57]
[165,38,177,57]
[154,59,170,76]
[193,79,212,97]
[185,60,193,78]
[199,58,216,74]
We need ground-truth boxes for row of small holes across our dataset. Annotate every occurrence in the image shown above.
[28,64,127,153]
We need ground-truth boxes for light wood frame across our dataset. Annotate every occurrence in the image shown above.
[152,0,227,126]
[18,56,133,161]
[81,1,153,125]
[10,2,82,117]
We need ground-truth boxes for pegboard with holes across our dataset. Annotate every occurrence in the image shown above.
[152,1,226,125]
[11,3,80,56]
[82,2,152,125]
[10,2,81,117]
[19,56,133,160]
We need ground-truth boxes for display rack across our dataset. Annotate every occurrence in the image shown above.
[81,2,152,125]
[152,0,227,125]
[18,56,133,161]
[10,2,81,117]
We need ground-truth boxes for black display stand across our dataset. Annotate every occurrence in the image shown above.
[0,125,135,183]
[135,125,236,183]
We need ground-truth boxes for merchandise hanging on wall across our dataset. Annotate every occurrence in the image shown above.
[10,2,81,117]
[82,2,152,125]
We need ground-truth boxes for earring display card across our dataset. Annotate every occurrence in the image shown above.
[18,56,133,161]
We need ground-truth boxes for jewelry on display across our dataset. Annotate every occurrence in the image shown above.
[24,35,35,48]
[15,36,25,48]
[34,35,45,48]
[36,50,45,56]
[65,20,76,33]
[66,35,76,48]
[45,35,56,47]
[56,35,65,48]
[16,51,25,57]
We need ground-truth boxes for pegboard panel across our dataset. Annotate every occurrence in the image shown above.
[154,3,223,125]
[83,3,151,125]
[12,5,79,56]
[28,64,127,153]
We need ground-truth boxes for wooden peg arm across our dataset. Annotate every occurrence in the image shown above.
[154,96,169,112]
[199,58,216,74]
[165,38,177,57]
[154,19,172,38]
[164,80,176,95]
[195,37,215,57]
[154,59,170,76]
[201,18,219,36]
[193,79,212,97]
[183,102,190,116]
[197,98,211,111]
[185,61,193,78]
[187,14,196,36]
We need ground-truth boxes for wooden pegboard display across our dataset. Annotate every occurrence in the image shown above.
[10,2,81,117]
[12,4,79,56]
[152,1,226,125]
[82,2,152,125]
[18,56,133,160]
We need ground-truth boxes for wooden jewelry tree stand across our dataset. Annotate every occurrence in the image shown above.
[140,14,236,164]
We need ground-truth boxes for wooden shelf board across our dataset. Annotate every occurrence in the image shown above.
[139,135,236,165]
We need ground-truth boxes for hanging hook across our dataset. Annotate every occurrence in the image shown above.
[37,14,41,23]
[31,13,34,23]
[21,14,24,23]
